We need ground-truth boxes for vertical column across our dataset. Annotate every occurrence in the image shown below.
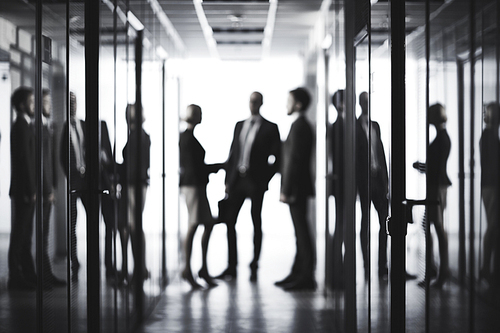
[344,1,357,332]
[134,29,144,323]
[85,0,101,331]
[35,0,44,329]
[162,60,168,287]
[390,0,406,332]
[468,0,476,331]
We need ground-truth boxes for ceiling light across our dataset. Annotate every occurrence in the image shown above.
[127,11,144,31]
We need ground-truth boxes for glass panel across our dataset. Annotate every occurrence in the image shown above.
[325,1,346,330]
[0,1,37,331]
[68,0,87,330]
[40,0,69,330]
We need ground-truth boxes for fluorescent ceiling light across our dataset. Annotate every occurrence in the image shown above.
[128,11,144,31]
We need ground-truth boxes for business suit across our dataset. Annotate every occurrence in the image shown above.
[329,116,345,287]
[99,121,117,278]
[42,116,60,283]
[222,115,281,277]
[9,113,37,287]
[281,114,315,286]
[356,115,389,276]
[60,117,87,276]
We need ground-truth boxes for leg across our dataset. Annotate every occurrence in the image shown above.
[332,193,344,287]
[283,198,316,291]
[180,186,202,288]
[218,189,245,277]
[101,194,115,277]
[358,182,370,275]
[8,199,36,288]
[431,188,449,287]
[481,188,498,279]
[249,191,265,277]
[371,177,389,275]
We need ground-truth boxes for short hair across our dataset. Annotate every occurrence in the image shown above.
[486,102,500,115]
[429,103,447,124]
[11,86,33,113]
[184,104,201,124]
[332,89,345,110]
[289,87,311,112]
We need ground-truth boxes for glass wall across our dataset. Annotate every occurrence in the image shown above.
[318,0,500,331]
[0,1,180,332]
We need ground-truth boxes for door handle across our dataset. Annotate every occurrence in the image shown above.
[386,199,440,235]
[403,199,439,224]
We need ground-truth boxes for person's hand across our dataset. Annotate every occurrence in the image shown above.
[280,193,289,203]
[48,192,55,203]
[413,161,426,173]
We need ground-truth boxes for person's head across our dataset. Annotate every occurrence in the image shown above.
[359,91,368,115]
[70,91,77,118]
[126,103,145,128]
[184,104,202,127]
[249,91,263,116]
[484,102,500,127]
[11,86,34,117]
[332,89,345,113]
[42,88,51,118]
[429,103,447,126]
[287,87,311,115]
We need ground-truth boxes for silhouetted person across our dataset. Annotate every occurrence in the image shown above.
[414,103,451,288]
[356,91,389,279]
[329,89,345,288]
[41,89,65,287]
[119,103,150,282]
[8,86,36,290]
[179,104,224,289]
[60,91,87,280]
[275,87,316,291]
[216,91,281,282]
[100,119,117,280]
[480,102,500,285]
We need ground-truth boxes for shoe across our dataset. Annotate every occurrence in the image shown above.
[182,270,202,289]
[275,274,296,286]
[250,267,258,282]
[405,272,418,280]
[283,279,317,292]
[199,268,218,287]
[214,268,237,281]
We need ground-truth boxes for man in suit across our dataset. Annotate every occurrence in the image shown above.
[276,87,316,291]
[216,91,281,282]
[356,91,389,279]
[8,86,37,290]
[60,91,87,279]
[41,89,66,287]
[329,90,345,289]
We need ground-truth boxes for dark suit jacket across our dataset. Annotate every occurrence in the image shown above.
[43,120,57,197]
[100,121,115,190]
[122,127,151,185]
[281,115,314,199]
[10,115,36,200]
[225,116,281,192]
[329,117,344,196]
[355,118,388,189]
[179,129,220,187]
[60,118,86,190]
[428,128,451,187]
